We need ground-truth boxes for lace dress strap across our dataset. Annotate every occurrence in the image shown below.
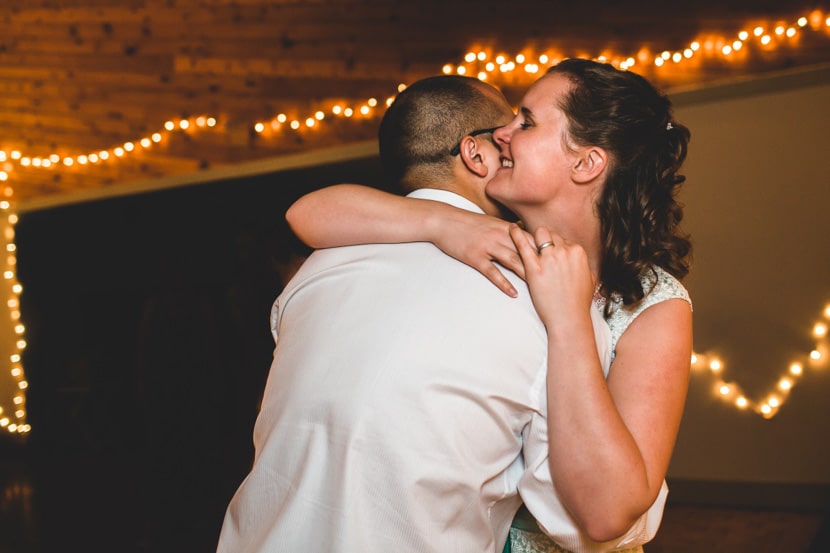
[603,266,692,360]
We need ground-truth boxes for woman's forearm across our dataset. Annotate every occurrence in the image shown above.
[544,300,691,542]
[285,184,448,249]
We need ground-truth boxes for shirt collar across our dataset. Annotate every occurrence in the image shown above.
[406,189,485,215]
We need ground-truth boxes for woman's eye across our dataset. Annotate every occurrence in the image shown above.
[519,121,532,129]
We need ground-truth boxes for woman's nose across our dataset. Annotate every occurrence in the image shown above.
[493,125,510,145]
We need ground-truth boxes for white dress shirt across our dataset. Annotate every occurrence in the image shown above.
[217,189,612,553]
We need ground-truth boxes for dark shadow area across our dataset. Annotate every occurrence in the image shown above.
[1,156,383,553]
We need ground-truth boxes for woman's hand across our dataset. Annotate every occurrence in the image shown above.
[509,224,595,327]
[432,210,524,297]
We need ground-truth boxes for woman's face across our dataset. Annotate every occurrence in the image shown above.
[485,73,578,214]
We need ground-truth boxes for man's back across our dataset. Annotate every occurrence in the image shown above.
[217,213,549,552]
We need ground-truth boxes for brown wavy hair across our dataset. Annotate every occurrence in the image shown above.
[547,58,692,308]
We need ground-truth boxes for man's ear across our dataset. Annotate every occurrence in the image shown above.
[571,146,608,184]
[458,136,490,178]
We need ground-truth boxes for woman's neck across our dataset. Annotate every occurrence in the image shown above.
[521,204,603,278]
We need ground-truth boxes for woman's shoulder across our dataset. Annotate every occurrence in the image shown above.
[605,266,692,356]
[638,266,692,312]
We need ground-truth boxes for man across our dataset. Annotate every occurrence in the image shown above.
[216,76,611,552]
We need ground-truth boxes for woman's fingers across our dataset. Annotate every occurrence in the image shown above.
[509,224,538,264]
[476,262,518,298]
[493,246,525,281]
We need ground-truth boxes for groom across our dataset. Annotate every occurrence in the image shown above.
[216,76,611,553]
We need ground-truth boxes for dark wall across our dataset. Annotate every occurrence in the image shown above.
[10,156,383,553]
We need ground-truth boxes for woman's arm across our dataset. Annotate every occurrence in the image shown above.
[286,184,525,295]
[510,225,692,542]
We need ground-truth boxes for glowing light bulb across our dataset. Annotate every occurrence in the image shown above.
[768,396,780,408]
[123,142,134,152]
[779,378,793,391]
[790,363,803,376]
[719,384,731,396]
[736,397,748,408]
[207,117,217,127]
[290,120,300,130]
[797,17,807,27]
[810,350,821,360]
[456,66,466,75]
[760,35,772,45]
[254,123,265,133]
[709,360,722,372]
[690,41,700,51]
[442,64,452,74]
[277,114,287,123]
[539,54,549,64]
[344,108,354,117]
[315,111,325,120]
[140,138,151,148]
[367,98,378,107]
[305,118,315,127]
[152,133,162,142]
[754,26,765,36]
[516,54,526,63]
[465,52,476,63]
[672,52,682,62]
[738,31,749,40]
[733,40,743,50]
[164,121,175,131]
[360,106,370,115]
[477,52,486,61]
[786,27,797,37]
[478,72,488,81]
[815,323,828,337]
[114,147,125,157]
[722,45,732,55]
[179,120,190,130]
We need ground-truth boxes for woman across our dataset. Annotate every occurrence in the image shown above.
[287,59,693,553]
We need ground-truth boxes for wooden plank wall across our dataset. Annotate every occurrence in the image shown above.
[0,0,826,203]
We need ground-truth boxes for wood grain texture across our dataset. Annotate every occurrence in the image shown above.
[0,0,827,204]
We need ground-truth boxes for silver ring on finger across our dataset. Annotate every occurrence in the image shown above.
[537,241,555,254]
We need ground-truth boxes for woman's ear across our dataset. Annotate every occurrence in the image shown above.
[458,136,490,178]
[571,146,608,184]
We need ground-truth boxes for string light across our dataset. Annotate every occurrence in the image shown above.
[0,7,827,432]
[690,302,830,419]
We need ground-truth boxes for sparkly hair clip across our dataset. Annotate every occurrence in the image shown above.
[666,122,674,131]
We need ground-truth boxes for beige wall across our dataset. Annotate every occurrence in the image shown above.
[667,64,830,484]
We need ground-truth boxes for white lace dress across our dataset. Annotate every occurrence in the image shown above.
[507,266,692,553]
